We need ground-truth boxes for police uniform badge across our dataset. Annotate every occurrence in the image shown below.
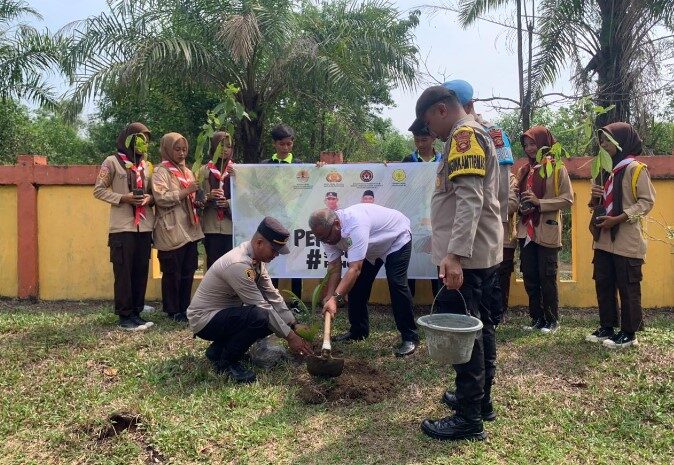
[453,130,472,153]
[245,268,257,281]
[447,126,486,180]
[488,128,504,148]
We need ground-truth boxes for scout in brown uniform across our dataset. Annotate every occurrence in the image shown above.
[501,172,519,320]
[586,123,655,348]
[199,131,235,269]
[410,85,502,441]
[187,217,313,383]
[152,133,205,322]
[93,122,155,331]
[517,126,574,334]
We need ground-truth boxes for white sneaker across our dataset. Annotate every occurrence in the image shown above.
[603,331,638,349]
[142,305,156,313]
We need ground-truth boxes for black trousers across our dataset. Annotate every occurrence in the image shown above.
[593,249,644,334]
[519,240,560,323]
[271,278,302,300]
[436,266,499,412]
[498,247,516,318]
[196,306,272,363]
[158,241,199,315]
[108,232,152,317]
[347,241,418,342]
[408,278,440,300]
[204,233,233,269]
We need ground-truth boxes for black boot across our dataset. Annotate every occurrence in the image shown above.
[421,403,486,441]
[205,342,223,363]
[441,391,496,421]
[214,360,256,383]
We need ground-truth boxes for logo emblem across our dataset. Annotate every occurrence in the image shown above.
[326,171,342,183]
[360,170,374,182]
[245,268,257,281]
[453,129,472,153]
[296,169,310,182]
[392,169,406,183]
[488,128,505,148]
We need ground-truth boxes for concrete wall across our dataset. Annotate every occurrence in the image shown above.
[0,186,18,296]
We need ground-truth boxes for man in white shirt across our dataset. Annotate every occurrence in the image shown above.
[308,204,419,357]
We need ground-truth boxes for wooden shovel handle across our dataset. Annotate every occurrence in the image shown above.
[322,312,332,352]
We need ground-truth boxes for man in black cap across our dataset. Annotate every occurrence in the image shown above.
[411,86,502,441]
[361,190,375,203]
[187,217,314,383]
[324,191,340,210]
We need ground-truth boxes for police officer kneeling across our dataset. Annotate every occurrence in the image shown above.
[411,85,502,441]
[187,217,313,383]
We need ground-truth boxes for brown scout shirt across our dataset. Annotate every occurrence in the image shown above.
[504,172,519,249]
[199,165,233,235]
[186,241,296,337]
[516,164,574,248]
[431,115,503,270]
[592,161,656,259]
[151,164,205,251]
[93,155,155,233]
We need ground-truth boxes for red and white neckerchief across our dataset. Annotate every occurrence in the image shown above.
[603,157,634,216]
[206,160,233,220]
[523,163,541,247]
[161,160,199,224]
[118,152,146,226]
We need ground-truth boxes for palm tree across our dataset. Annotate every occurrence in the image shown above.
[62,0,419,162]
[0,0,66,108]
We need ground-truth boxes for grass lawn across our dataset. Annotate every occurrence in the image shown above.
[1,299,673,465]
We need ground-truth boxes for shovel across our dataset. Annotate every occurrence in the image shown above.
[306,312,344,377]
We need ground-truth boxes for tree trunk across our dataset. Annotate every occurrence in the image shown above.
[516,0,526,133]
[238,89,265,163]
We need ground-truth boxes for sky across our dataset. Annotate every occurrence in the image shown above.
[28,0,574,132]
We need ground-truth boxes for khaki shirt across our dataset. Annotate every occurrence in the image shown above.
[504,172,519,249]
[93,155,155,233]
[431,115,503,270]
[593,161,655,259]
[516,165,574,248]
[186,241,296,337]
[151,165,204,251]
[198,165,233,235]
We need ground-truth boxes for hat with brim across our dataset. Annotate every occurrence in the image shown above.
[257,217,290,255]
[408,86,458,135]
[325,192,338,199]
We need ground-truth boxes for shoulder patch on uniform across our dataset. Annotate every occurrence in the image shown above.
[245,268,257,281]
[488,127,505,148]
[97,164,110,180]
[447,126,486,179]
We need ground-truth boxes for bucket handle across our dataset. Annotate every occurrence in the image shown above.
[430,287,468,316]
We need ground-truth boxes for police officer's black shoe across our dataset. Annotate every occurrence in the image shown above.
[394,340,417,357]
[332,331,366,342]
[170,312,188,323]
[214,360,256,383]
[421,413,486,441]
[205,343,223,363]
[441,391,497,421]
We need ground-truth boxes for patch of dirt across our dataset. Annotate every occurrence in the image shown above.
[96,412,142,439]
[295,359,395,405]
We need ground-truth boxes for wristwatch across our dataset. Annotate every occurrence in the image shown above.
[333,292,346,308]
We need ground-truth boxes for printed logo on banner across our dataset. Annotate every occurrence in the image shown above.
[360,170,374,182]
[296,169,310,182]
[326,171,342,183]
[392,169,406,183]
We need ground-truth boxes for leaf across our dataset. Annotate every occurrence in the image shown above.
[545,162,553,178]
[601,131,622,152]
[591,157,601,179]
[103,367,118,377]
[535,147,546,163]
[538,165,546,178]
[599,149,613,173]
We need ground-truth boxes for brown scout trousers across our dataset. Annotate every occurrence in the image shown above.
[108,232,152,317]
[158,240,199,315]
[519,240,560,323]
[593,249,644,333]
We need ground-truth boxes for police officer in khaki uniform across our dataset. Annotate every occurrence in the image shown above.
[410,85,502,441]
[94,122,156,331]
[187,217,313,383]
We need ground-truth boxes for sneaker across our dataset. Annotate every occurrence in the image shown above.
[523,318,545,331]
[540,320,558,334]
[170,312,188,323]
[585,326,615,343]
[118,316,148,331]
[142,305,156,313]
[603,331,638,349]
[131,315,154,328]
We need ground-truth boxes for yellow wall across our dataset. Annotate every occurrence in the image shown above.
[0,187,18,297]
[3,179,670,306]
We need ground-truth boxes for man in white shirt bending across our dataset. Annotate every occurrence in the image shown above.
[308,204,419,357]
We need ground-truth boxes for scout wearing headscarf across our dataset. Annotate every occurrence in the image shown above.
[516,126,574,334]
[586,122,655,349]
[200,131,235,269]
[151,132,205,322]
[93,122,155,331]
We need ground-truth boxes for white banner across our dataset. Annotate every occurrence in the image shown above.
[231,163,437,278]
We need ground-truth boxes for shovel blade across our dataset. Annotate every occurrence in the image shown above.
[306,354,344,378]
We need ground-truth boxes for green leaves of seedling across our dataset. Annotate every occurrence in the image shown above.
[125,133,148,156]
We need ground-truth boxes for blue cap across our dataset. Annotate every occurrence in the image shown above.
[442,80,474,106]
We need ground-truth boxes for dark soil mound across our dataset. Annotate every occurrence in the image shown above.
[296,359,395,405]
